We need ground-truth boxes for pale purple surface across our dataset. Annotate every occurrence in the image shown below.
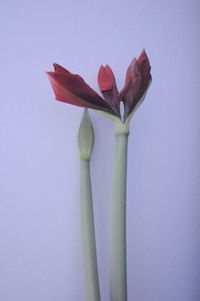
[0,0,200,300]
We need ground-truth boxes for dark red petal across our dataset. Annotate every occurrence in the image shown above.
[98,65,113,91]
[53,63,70,74]
[138,49,152,94]
[119,58,136,96]
[119,50,152,118]
[47,72,92,108]
[138,49,149,66]
[105,65,117,88]
[47,70,118,115]
[119,60,142,117]
[98,65,120,114]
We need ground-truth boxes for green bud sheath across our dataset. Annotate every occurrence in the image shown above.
[78,109,94,160]
[78,109,101,301]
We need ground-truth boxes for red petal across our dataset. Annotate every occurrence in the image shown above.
[119,60,142,116]
[119,50,152,118]
[98,65,118,92]
[119,59,140,96]
[138,49,152,94]
[98,65,112,91]
[138,49,149,66]
[98,65,120,114]
[53,63,70,74]
[47,73,92,108]
[119,58,136,96]
[47,67,117,115]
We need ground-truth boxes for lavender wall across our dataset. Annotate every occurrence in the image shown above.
[0,0,200,300]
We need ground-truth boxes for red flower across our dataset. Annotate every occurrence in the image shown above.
[47,63,120,117]
[47,50,151,120]
[119,49,152,118]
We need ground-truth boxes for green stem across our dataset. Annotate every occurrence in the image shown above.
[110,124,129,301]
[80,159,101,301]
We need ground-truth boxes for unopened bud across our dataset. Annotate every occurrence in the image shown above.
[78,109,94,160]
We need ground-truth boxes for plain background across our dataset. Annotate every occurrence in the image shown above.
[0,0,200,300]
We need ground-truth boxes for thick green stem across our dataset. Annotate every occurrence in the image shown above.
[110,127,129,301]
[80,159,101,301]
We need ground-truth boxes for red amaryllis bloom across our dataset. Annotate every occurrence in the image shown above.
[47,49,151,121]
[119,50,152,118]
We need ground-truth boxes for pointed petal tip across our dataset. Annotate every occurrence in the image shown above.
[53,63,59,70]
[138,49,150,62]
[99,64,113,74]
[53,63,65,72]
[105,64,110,69]
[130,58,140,75]
[105,64,114,74]
[52,63,71,74]
[46,71,53,78]
[99,64,105,71]
[46,71,57,79]
[131,57,137,64]
[128,57,137,69]
[98,64,114,91]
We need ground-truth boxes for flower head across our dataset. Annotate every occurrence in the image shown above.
[119,50,152,119]
[47,49,151,122]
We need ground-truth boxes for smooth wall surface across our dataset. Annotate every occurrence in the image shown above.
[0,0,200,300]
